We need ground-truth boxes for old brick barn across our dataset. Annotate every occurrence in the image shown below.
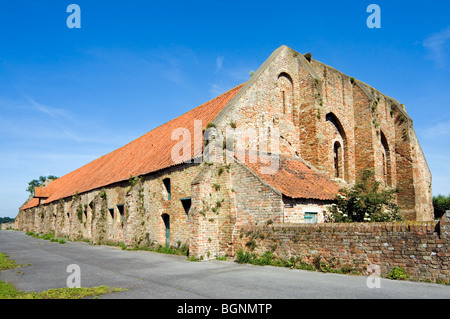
[15,45,434,261]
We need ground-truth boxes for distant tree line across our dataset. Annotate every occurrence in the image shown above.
[0,217,14,224]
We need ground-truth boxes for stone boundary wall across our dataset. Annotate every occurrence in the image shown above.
[235,214,449,283]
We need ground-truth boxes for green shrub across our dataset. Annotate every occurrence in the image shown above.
[328,169,402,222]
[387,267,409,280]
[235,249,255,264]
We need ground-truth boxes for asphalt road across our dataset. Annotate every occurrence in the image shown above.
[1,230,449,300]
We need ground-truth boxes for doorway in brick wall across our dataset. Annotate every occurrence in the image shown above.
[162,213,170,248]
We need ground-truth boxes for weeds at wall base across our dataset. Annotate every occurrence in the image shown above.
[24,231,194,261]
[234,249,359,275]
[25,231,67,244]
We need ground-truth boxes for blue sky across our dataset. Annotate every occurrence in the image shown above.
[0,0,449,218]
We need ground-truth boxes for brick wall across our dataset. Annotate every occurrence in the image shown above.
[15,163,201,249]
[235,214,450,283]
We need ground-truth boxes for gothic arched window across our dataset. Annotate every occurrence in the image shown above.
[380,131,392,186]
[277,73,293,115]
[326,112,348,181]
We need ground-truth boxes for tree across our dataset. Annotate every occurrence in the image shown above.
[432,194,450,220]
[26,175,58,195]
[327,169,402,222]
[0,217,15,224]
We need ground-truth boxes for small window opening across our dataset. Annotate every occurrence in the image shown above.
[334,142,342,178]
[117,204,124,224]
[108,208,114,220]
[163,178,171,200]
[180,198,192,221]
[304,212,318,224]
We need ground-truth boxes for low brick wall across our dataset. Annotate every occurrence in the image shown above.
[235,214,449,283]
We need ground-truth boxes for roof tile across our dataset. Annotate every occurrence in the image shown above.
[244,156,340,200]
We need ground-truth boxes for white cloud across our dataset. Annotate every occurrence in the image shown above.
[216,56,224,72]
[423,26,450,68]
[28,99,72,120]
[420,121,450,139]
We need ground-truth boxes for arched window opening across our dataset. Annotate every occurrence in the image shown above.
[326,112,348,181]
[163,178,171,200]
[333,141,342,178]
[277,73,293,116]
[380,131,392,186]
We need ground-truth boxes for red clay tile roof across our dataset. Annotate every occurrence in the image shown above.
[243,156,340,200]
[34,187,51,198]
[21,197,39,210]
[21,83,245,210]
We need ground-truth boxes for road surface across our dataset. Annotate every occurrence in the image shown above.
[0,230,448,300]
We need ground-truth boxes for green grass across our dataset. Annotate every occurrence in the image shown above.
[0,253,125,299]
[0,281,124,299]
[0,253,20,271]
[25,231,67,244]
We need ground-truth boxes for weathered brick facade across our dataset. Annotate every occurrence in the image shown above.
[15,45,436,272]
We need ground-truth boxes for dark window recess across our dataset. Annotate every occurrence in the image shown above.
[117,204,124,223]
[163,178,171,200]
[162,214,170,248]
[108,208,114,219]
[180,198,192,221]
[333,141,342,178]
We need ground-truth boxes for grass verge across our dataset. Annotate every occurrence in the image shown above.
[0,252,125,299]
